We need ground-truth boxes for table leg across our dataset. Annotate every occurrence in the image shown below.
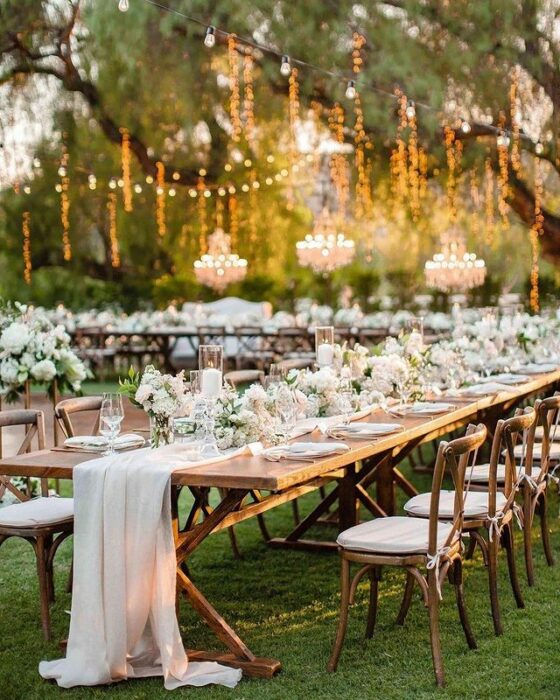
[174,488,281,679]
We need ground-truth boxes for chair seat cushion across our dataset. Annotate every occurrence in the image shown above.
[513,442,560,461]
[0,497,74,528]
[404,490,507,519]
[467,464,542,483]
[337,516,454,555]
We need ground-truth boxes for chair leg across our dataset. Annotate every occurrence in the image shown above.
[464,533,477,560]
[487,534,503,636]
[523,489,535,586]
[327,557,351,672]
[427,570,445,688]
[396,571,415,626]
[539,493,555,567]
[502,521,525,610]
[452,559,477,649]
[365,567,379,639]
[35,536,52,642]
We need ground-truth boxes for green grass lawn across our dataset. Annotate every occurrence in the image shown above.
[1,466,559,699]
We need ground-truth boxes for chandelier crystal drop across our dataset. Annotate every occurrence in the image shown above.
[296,208,355,273]
[424,228,486,293]
[194,228,247,292]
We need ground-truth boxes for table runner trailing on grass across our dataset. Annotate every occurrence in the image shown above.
[39,444,242,690]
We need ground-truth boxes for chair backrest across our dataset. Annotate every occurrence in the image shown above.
[486,406,537,515]
[224,370,265,390]
[536,392,560,478]
[55,396,104,438]
[429,423,487,556]
[0,409,47,500]
[277,358,314,372]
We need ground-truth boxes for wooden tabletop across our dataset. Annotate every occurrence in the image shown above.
[1,371,558,491]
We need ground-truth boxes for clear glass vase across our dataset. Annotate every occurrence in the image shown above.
[150,414,174,449]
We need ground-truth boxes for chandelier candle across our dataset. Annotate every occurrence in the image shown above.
[316,326,335,367]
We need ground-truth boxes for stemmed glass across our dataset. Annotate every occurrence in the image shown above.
[275,384,297,444]
[99,393,124,456]
[395,373,411,409]
[339,370,355,425]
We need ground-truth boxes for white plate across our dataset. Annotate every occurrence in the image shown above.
[329,422,404,436]
[483,373,530,385]
[407,402,455,415]
[519,363,558,374]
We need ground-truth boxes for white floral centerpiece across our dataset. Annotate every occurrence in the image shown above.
[214,383,281,450]
[0,303,89,403]
[120,365,190,448]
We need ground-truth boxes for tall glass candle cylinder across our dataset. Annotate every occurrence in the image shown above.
[315,326,335,367]
[199,345,224,398]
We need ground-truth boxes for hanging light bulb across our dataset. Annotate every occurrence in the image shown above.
[405,100,416,119]
[280,55,291,76]
[496,131,510,148]
[345,80,356,99]
[460,119,471,134]
[535,141,544,155]
[118,0,129,11]
[204,26,216,48]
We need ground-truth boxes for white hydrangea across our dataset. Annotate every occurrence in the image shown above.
[0,322,31,356]
[31,359,57,382]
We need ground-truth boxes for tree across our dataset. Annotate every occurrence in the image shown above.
[0,0,558,305]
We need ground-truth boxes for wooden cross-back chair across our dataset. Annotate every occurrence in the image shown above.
[518,394,559,585]
[276,357,314,373]
[404,407,536,637]
[0,409,73,641]
[224,370,265,391]
[54,395,104,439]
[328,423,487,687]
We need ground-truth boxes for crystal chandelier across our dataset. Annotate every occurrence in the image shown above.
[296,208,355,273]
[194,228,248,292]
[424,228,486,293]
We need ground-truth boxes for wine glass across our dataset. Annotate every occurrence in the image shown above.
[275,384,296,444]
[339,371,354,425]
[99,393,124,456]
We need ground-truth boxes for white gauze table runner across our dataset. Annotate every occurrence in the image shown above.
[39,444,245,690]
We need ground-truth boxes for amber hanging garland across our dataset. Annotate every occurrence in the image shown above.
[227,35,242,143]
[328,103,350,222]
[496,111,510,228]
[155,161,166,237]
[444,125,458,221]
[60,146,72,261]
[197,176,208,253]
[529,156,544,312]
[107,191,121,268]
[228,192,239,249]
[484,155,495,245]
[407,105,420,221]
[120,127,133,212]
[242,53,256,150]
[509,68,521,174]
[22,210,32,284]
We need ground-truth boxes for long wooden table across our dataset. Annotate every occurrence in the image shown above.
[1,370,558,679]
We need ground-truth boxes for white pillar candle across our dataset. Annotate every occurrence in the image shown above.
[317,342,334,367]
[201,368,222,398]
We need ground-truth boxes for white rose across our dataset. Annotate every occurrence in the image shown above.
[31,359,57,382]
[0,358,20,385]
[0,322,31,356]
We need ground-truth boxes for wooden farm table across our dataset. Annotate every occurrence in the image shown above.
[0,370,558,679]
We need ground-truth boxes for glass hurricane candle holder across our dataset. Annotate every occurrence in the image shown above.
[315,326,335,367]
[198,345,223,458]
[199,345,224,398]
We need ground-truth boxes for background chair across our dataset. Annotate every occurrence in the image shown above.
[0,409,73,640]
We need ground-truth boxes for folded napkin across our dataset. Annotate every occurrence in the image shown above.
[291,405,377,438]
[480,373,529,385]
[390,402,454,416]
[64,434,146,451]
[326,422,404,439]
[457,382,514,397]
[262,441,350,461]
[519,363,558,375]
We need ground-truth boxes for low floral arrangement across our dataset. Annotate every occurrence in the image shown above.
[120,365,190,447]
[0,303,89,403]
